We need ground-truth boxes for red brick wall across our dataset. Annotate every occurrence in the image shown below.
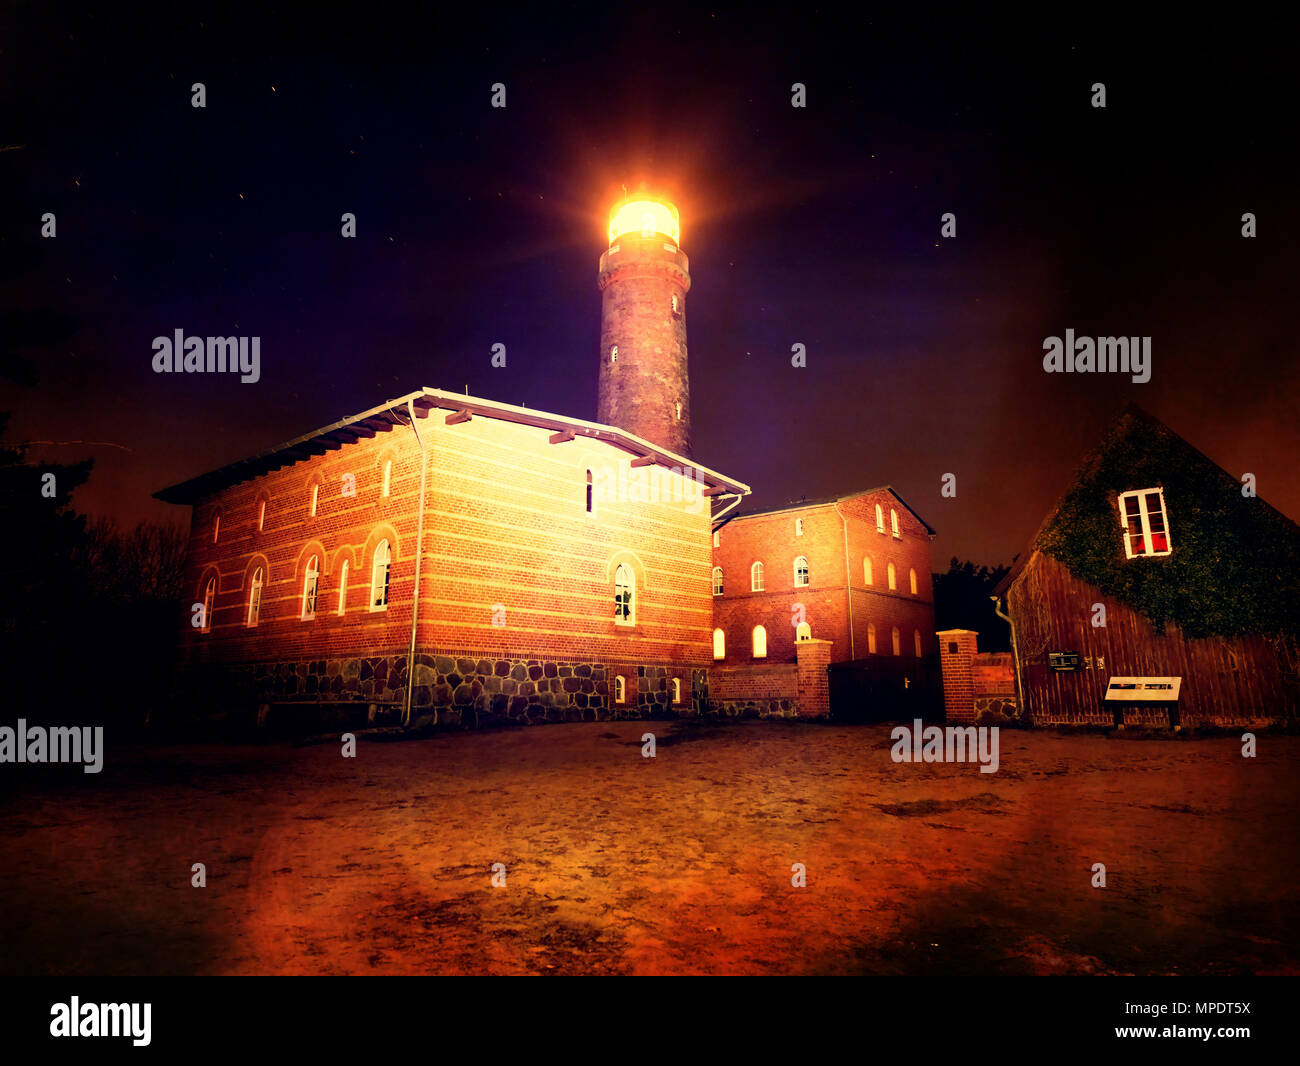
[937,629,980,723]
[711,491,935,666]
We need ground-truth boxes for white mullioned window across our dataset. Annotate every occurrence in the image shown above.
[751,561,765,591]
[246,567,263,627]
[614,675,626,703]
[752,625,767,658]
[713,628,725,660]
[890,508,901,538]
[615,562,635,625]
[370,540,391,610]
[337,559,349,615]
[610,345,618,363]
[794,555,809,587]
[301,555,319,620]
[1119,488,1172,558]
[712,567,724,596]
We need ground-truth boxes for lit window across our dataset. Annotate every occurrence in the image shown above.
[310,483,320,517]
[712,567,724,596]
[796,621,811,641]
[370,540,391,611]
[337,559,349,615]
[1119,488,1172,558]
[610,345,618,364]
[864,557,873,585]
[301,555,319,620]
[382,460,392,497]
[713,628,725,659]
[914,629,923,657]
[794,555,809,587]
[875,504,884,533]
[674,401,682,420]
[671,293,680,314]
[614,675,626,703]
[867,622,877,654]
[713,531,720,548]
[891,626,901,656]
[615,562,635,626]
[752,625,767,658]
[890,508,900,538]
[887,562,897,590]
[246,567,263,627]
[213,514,220,543]
[751,561,765,591]
[257,500,266,532]
[909,568,918,595]
[586,469,594,514]
[201,577,216,634]
[795,517,804,536]
[671,678,681,703]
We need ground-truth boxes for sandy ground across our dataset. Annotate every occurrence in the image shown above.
[1,720,1296,976]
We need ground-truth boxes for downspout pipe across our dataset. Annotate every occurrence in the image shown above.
[834,501,855,660]
[991,594,1025,720]
[403,399,430,728]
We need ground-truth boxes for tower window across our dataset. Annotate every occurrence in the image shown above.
[674,401,682,420]
[586,469,594,514]
[671,293,682,317]
[610,345,618,364]
[246,567,263,627]
[370,540,391,611]
[713,628,726,660]
[301,555,319,620]
[752,625,768,658]
[712,566,724,596]
[794,555,809,588]
[615,562,635,626]
[751,561,765,591]
[795,517,804,536]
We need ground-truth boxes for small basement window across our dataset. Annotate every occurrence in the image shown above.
[1119,488,1172,558]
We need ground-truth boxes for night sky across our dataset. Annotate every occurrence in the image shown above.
[2,6,1295,565]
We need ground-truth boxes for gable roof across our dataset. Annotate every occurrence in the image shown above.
[154,387,751,505]
[994,404,1300,638]
[725,485,937,535]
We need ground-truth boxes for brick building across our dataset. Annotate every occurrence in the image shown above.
[157,197,937,727]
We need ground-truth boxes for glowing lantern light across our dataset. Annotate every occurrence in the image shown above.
[608,199,680,245]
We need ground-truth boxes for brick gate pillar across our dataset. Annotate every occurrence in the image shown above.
[937,629,979,724]
[795,637,833,718]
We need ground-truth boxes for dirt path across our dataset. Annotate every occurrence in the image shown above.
[1,722,1295,975]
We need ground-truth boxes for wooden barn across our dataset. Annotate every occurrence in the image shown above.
[993,406,1300,729]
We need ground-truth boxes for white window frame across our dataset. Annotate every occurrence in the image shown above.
[301,555,319,620]
[614,675,626,703]
[793,555,809,588]
[1118,487,1173,559]
[610,345,618,364]
[752,625,767,658]
[751,561,765,592]
[713,530,720,548]
[246,568,263,627]
[712,566,724,596]
[614,562,635,626]
[671,678,681,704]
[890,508,901,539]
[370,540,391,611]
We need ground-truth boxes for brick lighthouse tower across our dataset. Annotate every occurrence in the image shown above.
[597,198,693,457]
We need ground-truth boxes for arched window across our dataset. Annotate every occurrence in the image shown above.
[796,621,811,641]
[671,293,680,314]
[310,483,320,518]
[794,555,809,587]
[914,629,923,657]
[610,345,618,364]
[875,503,884,533]
[337,559,349,615]
[246,567,263,627]
[890,508,900,538]
[674,401,682,420]
[867,622,877,654]
[586,469,594,514]
[301,555,319,620]
[212,513,220,543]
[381,460,392,497]
[864,557,873,585]
[909,567,918,595]
[257,500,266,532]
[713,628,726,660]
[887,562,897,590]
[713,531,720,548]
[891,626,901,656]
[795,517,804,536]
[614,675,626,703]
[751,561,765,591]
[370,540,391,611]
[671,678,681,703]
[614,562,634,625]
[752,625,768,658]
[712,567,724,596]
[201,577,216,633]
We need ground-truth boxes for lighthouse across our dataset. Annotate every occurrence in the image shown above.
[597,198,693,457]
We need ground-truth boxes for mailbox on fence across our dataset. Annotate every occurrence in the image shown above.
[1104,676,1182,729]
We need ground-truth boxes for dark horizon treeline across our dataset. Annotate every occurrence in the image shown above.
[931,557,1013,652]
[1,412,187,730]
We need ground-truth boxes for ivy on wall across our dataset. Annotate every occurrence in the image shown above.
[1035,408,1300,640]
